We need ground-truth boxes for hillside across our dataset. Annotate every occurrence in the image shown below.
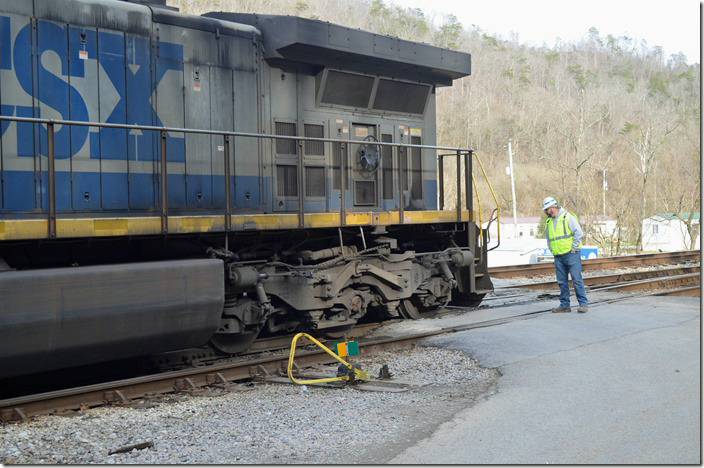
[168,0,701,252]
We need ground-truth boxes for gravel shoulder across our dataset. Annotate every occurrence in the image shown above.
[0,346,499,465]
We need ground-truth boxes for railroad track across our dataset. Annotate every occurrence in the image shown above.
[488,250,700,278]
[148,322,388,372]
[0,328,433,423]
[1,285,696,423]
[499,265,701,296]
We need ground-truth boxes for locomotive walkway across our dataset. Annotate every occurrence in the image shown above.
[387,292,700,464]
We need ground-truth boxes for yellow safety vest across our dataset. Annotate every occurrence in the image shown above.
[547,211,582,255]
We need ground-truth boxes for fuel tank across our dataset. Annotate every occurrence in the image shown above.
[0,259,224,378]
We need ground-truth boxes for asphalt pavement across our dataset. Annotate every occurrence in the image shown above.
[388,294,701,464]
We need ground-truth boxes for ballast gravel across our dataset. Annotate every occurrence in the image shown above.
[0,346,499,465]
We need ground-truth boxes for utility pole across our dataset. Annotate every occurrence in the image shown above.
[602,169,607,218]
[506,139,518,239]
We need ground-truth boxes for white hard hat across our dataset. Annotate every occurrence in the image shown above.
[542,197,557,210]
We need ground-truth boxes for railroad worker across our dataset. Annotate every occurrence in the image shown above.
[542,197,588,313]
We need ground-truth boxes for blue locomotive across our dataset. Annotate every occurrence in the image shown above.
[0,0,493,379]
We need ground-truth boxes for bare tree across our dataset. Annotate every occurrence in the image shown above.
[620,76,682,251]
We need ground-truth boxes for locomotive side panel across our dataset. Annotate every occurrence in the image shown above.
[1,10,36,213]
[153,22,187,210]
[128,8,264,214]
[269,70,302,213]
[0,3,159,214]
[209,64,234,210]
[0,0,264,218]
[421,91,438,210]
[233,67,262,211]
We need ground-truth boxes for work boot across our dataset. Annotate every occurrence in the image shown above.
[577,306,588,313]
[551,307,571,313]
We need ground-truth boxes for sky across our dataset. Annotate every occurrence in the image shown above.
[390,0,701,64]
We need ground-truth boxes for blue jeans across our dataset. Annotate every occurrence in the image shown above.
[554,252,588,308]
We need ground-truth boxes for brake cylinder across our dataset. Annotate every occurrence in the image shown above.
[230,266,262,287]
[451,250,474,267]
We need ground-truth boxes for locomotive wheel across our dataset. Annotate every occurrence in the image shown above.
[398,297,438,320]
[450,292,486,308]
[210,327,262,354]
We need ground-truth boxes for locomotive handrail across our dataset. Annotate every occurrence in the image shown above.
[0,115,479,152]
[437,151,468,215]
[0,114,480,237]
[473,152,501,251]
[436,150,500,252]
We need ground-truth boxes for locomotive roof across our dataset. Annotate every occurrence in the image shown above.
[204,13,471,86]
[12,0,262,40]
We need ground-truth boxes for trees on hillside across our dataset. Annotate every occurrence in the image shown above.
[169,0,700,252]
[438,25,700,252]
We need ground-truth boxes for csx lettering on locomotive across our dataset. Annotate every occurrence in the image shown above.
[1,17,185,161]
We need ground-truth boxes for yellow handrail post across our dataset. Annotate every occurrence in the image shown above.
[472,176,483,247]
[473,152,500,242]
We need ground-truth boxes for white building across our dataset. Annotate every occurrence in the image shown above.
[579,215,618,245]
[484,214,617,242]
[485,238,547,267]
[642,213,700,252]
[483,216,542,241]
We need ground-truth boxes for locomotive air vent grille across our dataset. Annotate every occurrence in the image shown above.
[275,122,297,155]
[354,180,376,206]
[277,165,298,197]
[304,124,325,156]
[321,71,375,108]
[372,79,430,114]
[305,166,326,197]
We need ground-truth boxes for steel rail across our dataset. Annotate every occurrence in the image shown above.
[488,250,700,278]
[0,332,438,423]
[241,322,386,354]
[653,286,701,297]
[498,266,701,291]
[124,322,392,373]
[590,272,700,293]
